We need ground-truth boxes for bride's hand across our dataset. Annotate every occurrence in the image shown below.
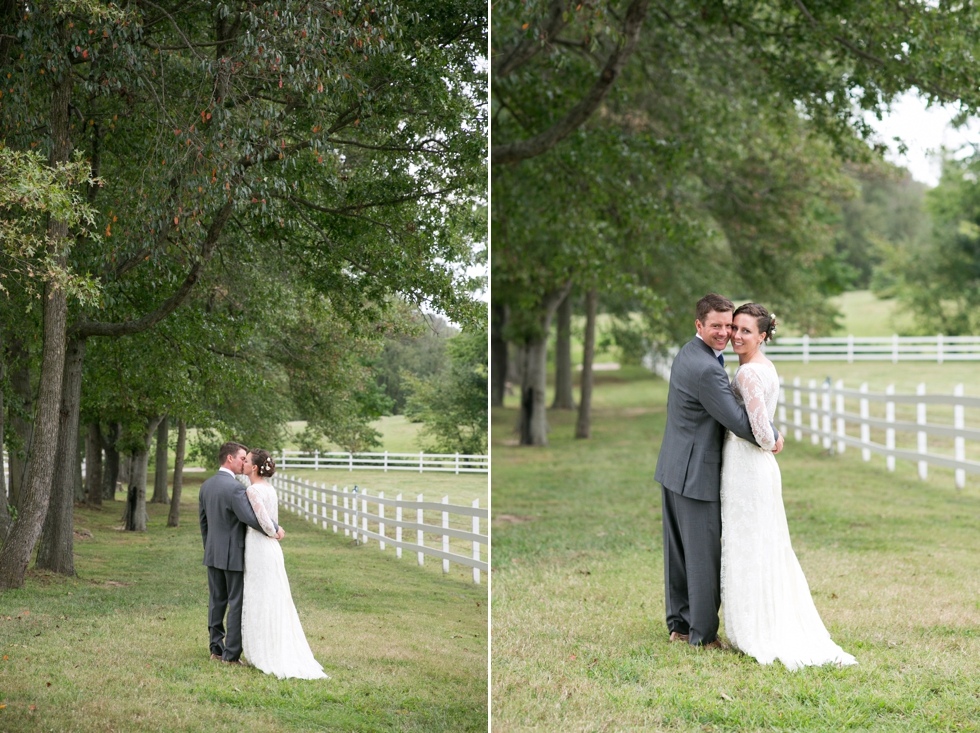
[772,435,785,455]
[274,528,285,541]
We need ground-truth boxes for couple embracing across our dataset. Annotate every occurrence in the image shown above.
[199,442,328,679]
[655,294,856,670]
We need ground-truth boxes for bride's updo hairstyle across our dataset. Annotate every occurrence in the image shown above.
[733,303,777,343]
[249,449,277,477]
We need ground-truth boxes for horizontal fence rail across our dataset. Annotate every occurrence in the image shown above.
[645,336,980,378]
[270,474,488,584]
[766,335,980,363]
[778,378,979,489]
[277,450,488,474]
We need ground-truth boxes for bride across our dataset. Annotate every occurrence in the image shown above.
[720,303,856,670]
[241,448,329,679]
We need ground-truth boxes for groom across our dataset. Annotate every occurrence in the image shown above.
[199,441,284,664]
[654,294,783,648]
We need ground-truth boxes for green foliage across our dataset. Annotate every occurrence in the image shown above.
[0,145,101,303]
[874,154,980,335]
[492,1,980,343]
[374,305,457,414]
[404,329,488,455]
[832,164,930,292]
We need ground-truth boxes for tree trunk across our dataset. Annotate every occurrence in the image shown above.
[575,288,598,440]
[167,419,186,528]
[118,452,131,486]
[85,423,103,508]
[518,336,550,445]
[0,51,72,590]
[490,304,508,407]
[123,416,163,532]
[36,337,86,576]
[7,337,34,512]
[151,416,169,503]
[0,328,8,543]
[507,340,524,387]
[517,283,573,446]
[551,293,576,410]
[101,423,121,500]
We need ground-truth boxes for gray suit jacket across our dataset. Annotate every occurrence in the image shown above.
[654,337,776,501]
[199,470,278,571]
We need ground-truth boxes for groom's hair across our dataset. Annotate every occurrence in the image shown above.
[696,293,734,323]
[218,441,248,466]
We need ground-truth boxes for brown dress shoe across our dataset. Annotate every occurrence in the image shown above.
[210,653,222,661]
[669,631,690,643]
[221,658,247,666]
[700,640,724,650]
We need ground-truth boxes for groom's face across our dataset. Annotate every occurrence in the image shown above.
[696,309,733,352]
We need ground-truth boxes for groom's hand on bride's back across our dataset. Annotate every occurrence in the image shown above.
[773,435,784,454]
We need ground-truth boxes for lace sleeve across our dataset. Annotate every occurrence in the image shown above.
[735,365,775,451]
[246,484,278,536]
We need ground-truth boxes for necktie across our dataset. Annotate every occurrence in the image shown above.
[717,353,725,367]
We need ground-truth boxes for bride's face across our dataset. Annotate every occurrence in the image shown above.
[243,453,257,476]
[731,314,766,355]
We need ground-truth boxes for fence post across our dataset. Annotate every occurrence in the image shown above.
[343,487,350,536]
[809,379,819,445]
[455,452,460,476]
[349,452,353,472]
[442,496,450,574]
[332,487,338,533]
[803,334,810,364]
[379,491,386,551]
[937,334,944,365]
[847,334,854,364]
[281,449,286,470]
[917,382,928,480]
[361,491,369,545]
[419,451,424,474]
[955,384,966,489]
[778,376,787,436]
[835,379,846,453]
[417,493,425,566]
[472,499,480,584]
[395,493,403,559]
[892,334,899,364]
[860,383,870,462]
[821,381,832,450]
[384,450,388,473]
[314,450,319,471]
[886,385,896,471]
[793,377,802,442]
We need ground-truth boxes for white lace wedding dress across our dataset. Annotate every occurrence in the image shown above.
[242,481,328,679]
[720,361,856,670]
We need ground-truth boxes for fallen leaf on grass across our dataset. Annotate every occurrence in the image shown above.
[720,692,733,701]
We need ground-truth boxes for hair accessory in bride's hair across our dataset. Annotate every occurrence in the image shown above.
[768,314,777,342]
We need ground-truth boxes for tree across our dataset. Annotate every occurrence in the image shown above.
[405,327,489,455]
[880,154,980,334]
[0,0,486,588]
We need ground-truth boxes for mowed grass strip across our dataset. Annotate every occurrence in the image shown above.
[491,370,980,732]
[0,476,487,733]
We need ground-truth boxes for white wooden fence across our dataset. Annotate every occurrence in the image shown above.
[277,450,488,474]
[778,378,980,489]
[645,336,980,379]
[270,474,488,583]
[767,335,980,363]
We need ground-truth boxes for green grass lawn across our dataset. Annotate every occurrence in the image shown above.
[0,477,487,732]
[491,369,980,732]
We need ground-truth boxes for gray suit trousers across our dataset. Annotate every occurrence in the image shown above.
[661,486,721,646]
[207,566,245,661]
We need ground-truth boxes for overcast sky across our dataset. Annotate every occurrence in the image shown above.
[865,91,980,187]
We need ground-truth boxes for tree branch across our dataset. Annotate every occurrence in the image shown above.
[494,0,571,78]
[71,198,234,338]
[491,0,651,165]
